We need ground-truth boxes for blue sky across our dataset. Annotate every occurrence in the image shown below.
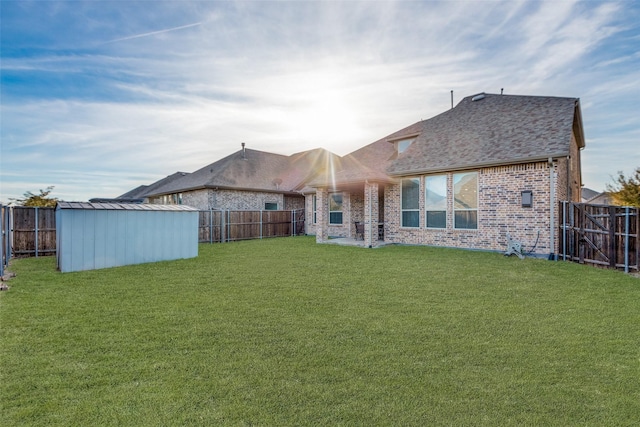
[1,0,639,203]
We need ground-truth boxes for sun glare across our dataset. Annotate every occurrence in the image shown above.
[282,69,364,148]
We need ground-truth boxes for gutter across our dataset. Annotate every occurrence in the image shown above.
[147,184,300,198]
[387,153,570,177]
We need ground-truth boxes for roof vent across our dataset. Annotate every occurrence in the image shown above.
[471,94,486,102]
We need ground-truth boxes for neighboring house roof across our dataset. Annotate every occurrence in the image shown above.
[117,185,149,199]
[143,147,342,197]
[585,191,613,205]
[117,172,190,199]
[581,187,600,202]
[386,93,584,176]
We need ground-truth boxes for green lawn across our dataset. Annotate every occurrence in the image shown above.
[1,236,639,426]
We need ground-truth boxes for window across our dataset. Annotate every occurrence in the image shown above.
[312,195,317,224]
[264,202,278,210]
[453,172,478,229]
[401,178,420,227]
[425,175,447,228]
[396,137,416,154]
[329,193,343,225]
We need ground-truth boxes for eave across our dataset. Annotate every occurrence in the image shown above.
[387,153,570,177]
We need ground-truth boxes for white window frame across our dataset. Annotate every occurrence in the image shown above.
[453,172,478,230]
[401,178,420,228]
[329,193,343,225]
[312,195,317,224]
[425,175,447,229]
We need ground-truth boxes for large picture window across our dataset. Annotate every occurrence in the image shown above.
[329,193,343,225]
[401,178,420,228]
[453,172,478,229]
[425,175,447,228]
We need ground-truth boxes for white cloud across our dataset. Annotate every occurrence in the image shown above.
[1,0,638,201]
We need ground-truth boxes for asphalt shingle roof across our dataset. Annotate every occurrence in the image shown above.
[118,172,190,199]
[386,93,582,175]
[144,148,341,197]
[118,92,584,196]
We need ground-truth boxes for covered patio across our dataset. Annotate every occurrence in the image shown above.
[311,170,395,248]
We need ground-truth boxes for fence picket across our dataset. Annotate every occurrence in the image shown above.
[2,207,306,264]
[560,202,639,272]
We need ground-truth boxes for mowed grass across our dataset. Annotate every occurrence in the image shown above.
[1,236,639,426]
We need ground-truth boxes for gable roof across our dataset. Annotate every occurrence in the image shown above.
[143,147,342,197]
[581,187,600,202]
[117,172,190,199]
[386,93,584,176]
[118,92,586,198]
[305,142,396,189]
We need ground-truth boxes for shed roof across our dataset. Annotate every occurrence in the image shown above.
[56,202,198,211]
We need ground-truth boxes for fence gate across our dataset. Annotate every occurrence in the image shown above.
[560,202,639,272]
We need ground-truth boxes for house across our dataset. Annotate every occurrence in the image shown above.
[114,91,585,258]
[581,188,613,205]
[580,187,600,203]
[120,145,341,212]
[305,93,585,258]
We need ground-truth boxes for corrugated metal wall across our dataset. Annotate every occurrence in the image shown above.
[56,202,198,272]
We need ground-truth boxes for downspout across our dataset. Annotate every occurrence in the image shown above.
[366,180,372,248]
[549,157,555,260]
[566,155,571,202]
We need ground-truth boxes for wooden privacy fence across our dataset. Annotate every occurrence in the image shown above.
[559,202,639,272]
[2,207,306,263]
[11,206,57,258]
[199,209,305,243]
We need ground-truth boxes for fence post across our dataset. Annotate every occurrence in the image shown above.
[0,205,4,277]
[260,210,263,239]
[34,206,39,258]
[6,207,11,262]
[609,206,616,268]
[624,207,629,273]
[209,209,213,244]
[561,200,567,261]
[222,210,227,243]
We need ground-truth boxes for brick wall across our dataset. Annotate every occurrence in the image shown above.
[327,192,350,238]
[151,189,302,212]
[305,194,316,235]
[284,195,305,210]
[384,161,557,256]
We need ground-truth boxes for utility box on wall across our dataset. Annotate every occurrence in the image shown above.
[56,202,198,273]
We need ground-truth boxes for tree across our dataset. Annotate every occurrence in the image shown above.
[606,168,640,207]
[11,186,59,207]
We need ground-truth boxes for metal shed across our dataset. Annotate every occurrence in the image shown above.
[56,202,198,272]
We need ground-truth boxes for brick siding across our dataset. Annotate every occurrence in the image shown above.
[150,188,303,212]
